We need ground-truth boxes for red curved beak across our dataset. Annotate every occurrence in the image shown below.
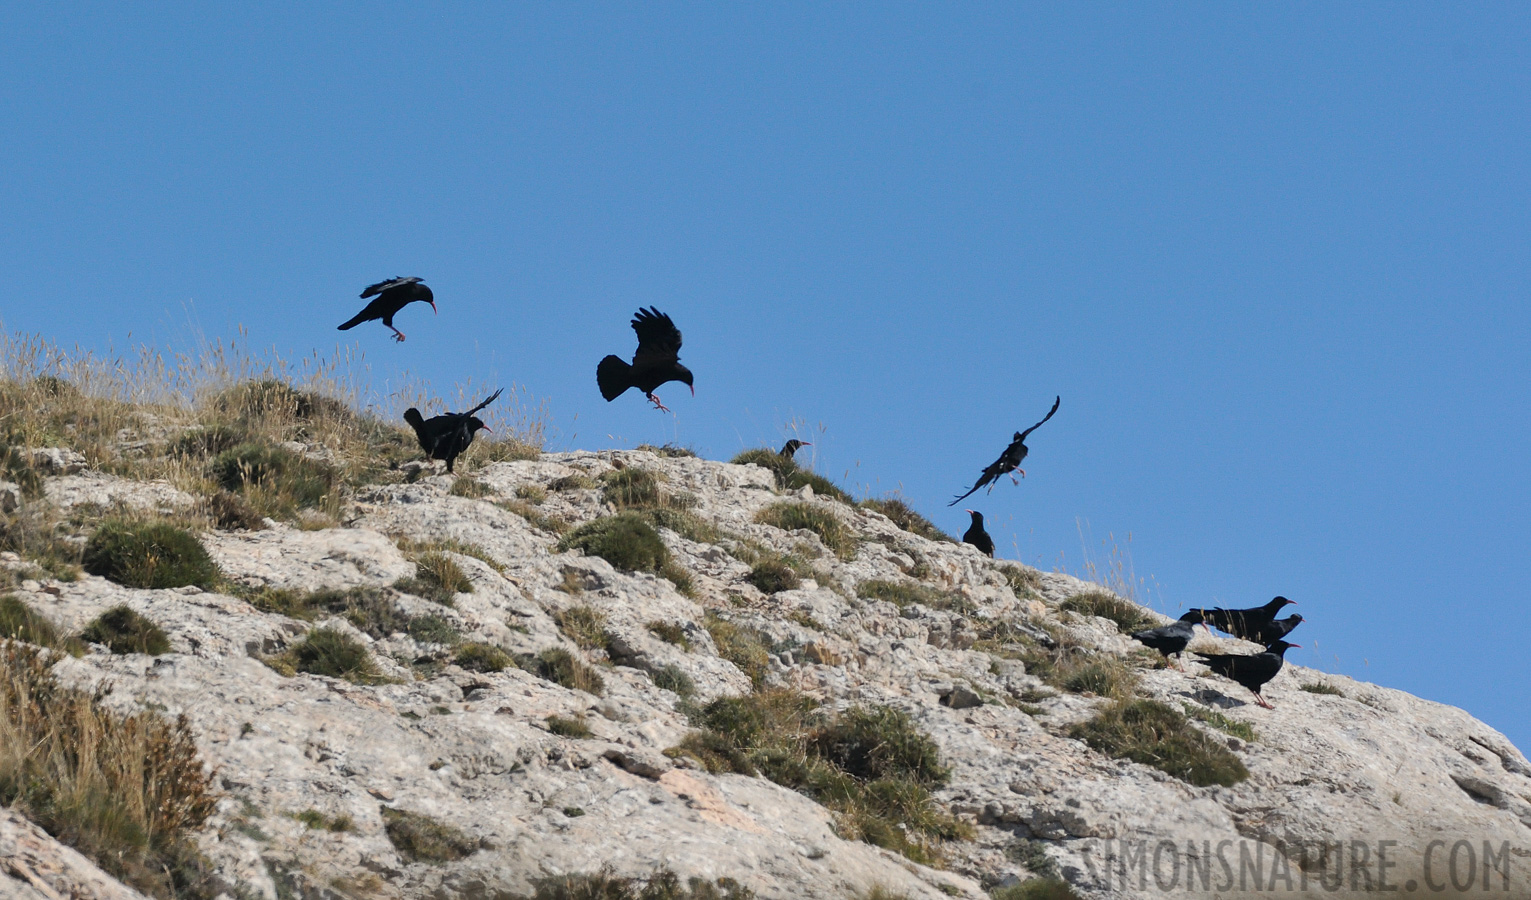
[689,385,695,396]
[481,425,493,433]
[429,301,438,315]
[800,441,812,446]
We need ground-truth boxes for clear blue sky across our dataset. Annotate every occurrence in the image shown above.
[3,5,1527,749]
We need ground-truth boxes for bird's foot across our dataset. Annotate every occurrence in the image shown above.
[1256,696,1274,710]
[648,394,671,413]
[390,329,407,342]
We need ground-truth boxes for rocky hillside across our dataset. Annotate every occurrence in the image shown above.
[3,428,1530,899]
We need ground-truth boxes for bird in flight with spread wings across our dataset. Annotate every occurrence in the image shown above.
[338,277,436,342]
[596,307,694,412]
[949,396,1060,506]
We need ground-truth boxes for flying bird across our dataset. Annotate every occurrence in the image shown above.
[949,396,1060,506]
[1194,639,1299,709]
[1130,610,1206,671]
[779,439,811,460]
[596,307,693,412]
[403,388,503,474]
[338,277,437,342]
[1196,597,1297,643]
[961,510,994,557]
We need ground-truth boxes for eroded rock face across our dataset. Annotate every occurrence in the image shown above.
[5,449,1529,900]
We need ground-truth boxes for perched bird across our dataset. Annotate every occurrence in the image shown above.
[950,396,1061,506]
[1245,614,1304,646]
[338,277,437,342]
[779,439,811,459]
[1194,639,1299,710]
[961,510,994,557]
[1130,610,1206,671]
[1197,597,1297,643]
[403,388,503,474]
[596,307,693,412]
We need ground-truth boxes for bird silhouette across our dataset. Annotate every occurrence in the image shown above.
[779,439,811,459]
[961,510,994,557]
[1194,639,1299,709]
[1243,614,1304,646]
[403,388,503,474]
[950,396,1060,506]
[1196,597,1297,643]
[1130,610,1206,671]
[338,277,436,342]
[596,307,693,412]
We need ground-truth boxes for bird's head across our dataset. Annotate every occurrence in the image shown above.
[1271,596,1295,610]
[419,285,437,315]
[964,509,983,525]
[403,408,424,429]
[1285,614,1304,626]
[1012,431,1024,442]
[1179,609,1206,625]
[677,365,695,395]
[1265,639,1300,655]
[468,416,490,434]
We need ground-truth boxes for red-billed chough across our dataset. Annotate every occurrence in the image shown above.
[949,396,1060,506]
[338,277,437,342]
[961,510,995,557]
[596,307,693,412]
[1130,610,1206,671]
[779,439,811,459]
[1245,614,1304,646]
[1194,639,1299,710]
[1196,597,1297,643]
[403,388,503,474]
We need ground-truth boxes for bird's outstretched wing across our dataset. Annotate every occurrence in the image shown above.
[464,388,504,418]
[949,464,1002,506]
[1016,396,1061,444]
[361,276,423,299]
[630,307,682,366]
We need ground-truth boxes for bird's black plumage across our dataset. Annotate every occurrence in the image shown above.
[596,307,693,411]
[950,396,1060,506]
[1194,639,1299,709]
[1196,597,1297,643]
[779,439,811,459]
[403,388,503,474]
[338,277,437,342]
[961,510,994,557]
[1130,610,1206,671]
[1243,614,1303,646]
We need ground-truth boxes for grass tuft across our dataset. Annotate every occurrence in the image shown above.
[82,518,220,589]
[754,502,858,560]
[1069,698,1249,787]
[601,467,663,509]
[747,558,800,594]
[555,605,609,650]
[523,647,605,695]
[453,642,513,673]
[1182,703,1257,741]
[270,627,387,685]
[395,551,473,605]
[1019,644,1137,700]
[80,605,171,656]
[380,806,479,863]
[211,441,336,520]
[1300,682,1346,696]
[729,448,852,502]
[546,714,594,738]
[703,614,773,688]
[990,879,1082,900]
[548,473,597,492]
[859,497,953,543]
[517,867,756,900]
[1059,591,1151,634]
[559,512,669,574]
[0,595,82,654]
[647,621,691,650]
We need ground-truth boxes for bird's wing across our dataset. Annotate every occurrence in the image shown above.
[1015,396,1061,443]
[464,388,504,418]
[360,276,422,299]
[630,307,683,365]
[948,473,994,506]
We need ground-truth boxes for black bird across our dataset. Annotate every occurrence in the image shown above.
[403,388,503,474]
[1194,639,1299,710]
[780,439,811,459]
[1197,597,1297,643]
[949,396,1061,506]
[1244,614,1304,647]
[961,510,994,557]
[1130,610,1206,671]
[596,307,693,412]
[338,277,437,342]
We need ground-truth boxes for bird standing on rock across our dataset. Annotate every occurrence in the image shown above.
[338,277,436,342]
[403,388,503,474]
[1196,597,1297,643]
[596,307,693,412]
[779,439,811,459]
[1194,639,1299,710]
[1130,610,1206,671]
[961,510,994,557]
[950,396,1060,506]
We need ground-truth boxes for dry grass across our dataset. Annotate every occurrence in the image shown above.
[1019,643,1138,700]
[729,448,852,502]
[703,613,773,688]
[380,806,480,863]
[754,502,858,560]
[555,605,609,650]
[0,595,83,654]
[1059,591,1152,634]
[1070,699,1249,787]
[0,642,218,898]
[522,647,605,695]
[394,551,473,606]
[546,714,594,739]
[859,496,953,543]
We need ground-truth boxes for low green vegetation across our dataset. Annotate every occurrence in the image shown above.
[729,448,852,502]
[0,595,81,654]
[990,879,1082,900]
[522,647,605,695]
[1182,703,1257,742]
[241,585,459,644]
[292,809,353,832]
[268,627,388,685]
[0,503,82,580]
[999,565,1042,598]
[453,642,513,673]
[448,476,491,498]
[82,519,220,589]
[546,714,593,738]
[647,620,691,650]
[669,690,970,865]
[754,502,858,560]
[1301,682,1346,696]
[498,498,570,534]
[1069,699,1249,787]
[548,473,597,492]
[555,604,609,650]
[703,613,773,687]
[0,641,218,898]
[380,806,479,863]
[516,484,547,504]
[511,868,756,900]
[80,605,171,656]
[602,467,663,509]
[211,441,336,519]
[559,513,669,573]
[747,557,800,594]
[857,579,972,614]
[395,551,473,605]
[859,497,953,543]
[650,664,696,698]
[635,443,699,458]
[1019,644,1137,700]
[1059,591,1151,634]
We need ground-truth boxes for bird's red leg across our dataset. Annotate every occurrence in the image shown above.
[390,327,407,342]
[1255,693,1273,710]
[648,393,671,413]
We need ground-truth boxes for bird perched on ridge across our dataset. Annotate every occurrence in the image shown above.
[950,396,1060,506]
[1196,597,1297,643]
[338,277,436,342]
[403,388,503,474]
[961,510,994,557]
[596,307,693,412]
[779,439,811,459]
[1194,639,1299,710]
[1244,614,1304,646]
[1130,610,1206,671]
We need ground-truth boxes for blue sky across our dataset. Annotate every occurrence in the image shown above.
[3,5,1527,749]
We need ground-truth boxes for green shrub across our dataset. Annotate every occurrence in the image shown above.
[859,497,953,543]
[999,565,1041,598]
[990,879,1081,900]
[601,467,663,509]
[810,705,949,787]
[650,664,696,698]
[82,519,219,589]
[647,621,691,650]
[748,558,800,594]
[1019,645,1137,700]
[559,513,669,574]
[555,605,609,650]
[548,473,597,492]
[523,648,605,695]
[395,552,472,605]
[754,502,857,560]
[516,868,756,900]
[280,627,386,685]
[1300,682,1345,696]
[1069,699,1248,787]
[211,442,335,516]
[80,605,171,656]
[448,477,491,498]
[546,714,593,738]
[454,642,513,673]
[379,806,478,863]
[1059,592,1150,634]
[169,424,247,459]
[0,595,80,654]
[1182,703,1257,741]
[703,614,772,687]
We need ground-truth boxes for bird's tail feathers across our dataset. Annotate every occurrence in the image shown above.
[596,356,632,401]
[337,312,368,331]
[403,408,425,430]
